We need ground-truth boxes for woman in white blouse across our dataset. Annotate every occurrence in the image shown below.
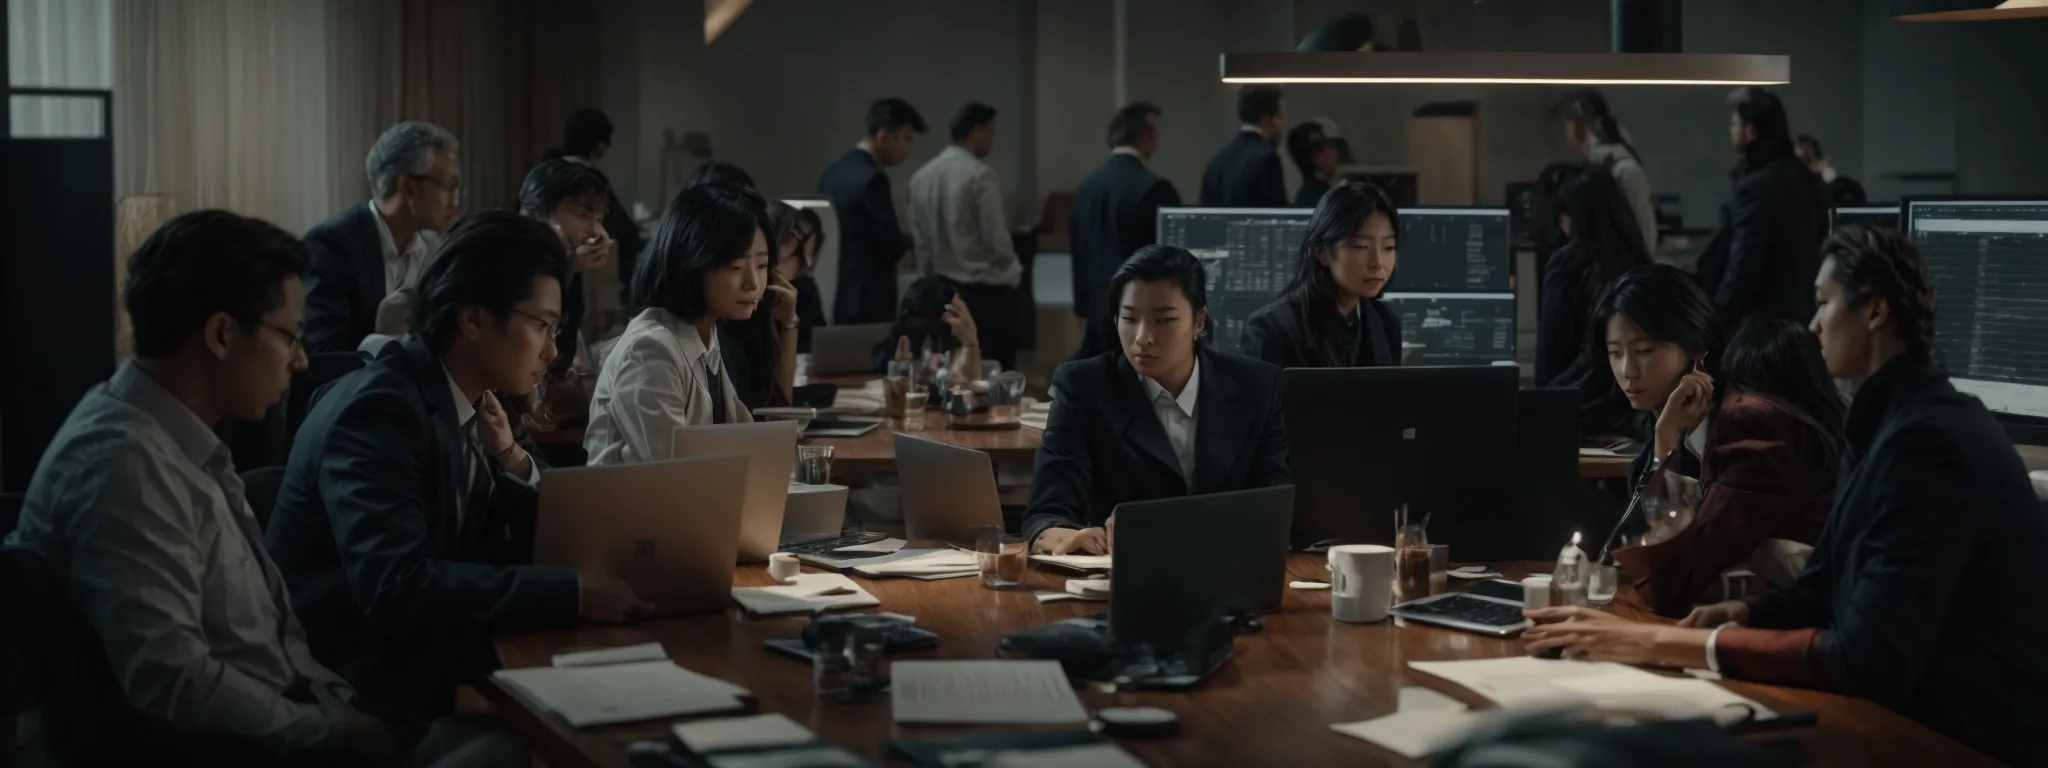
[585,183,798,464]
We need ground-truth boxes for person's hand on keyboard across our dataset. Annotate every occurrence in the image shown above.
[1522,606,1709,667]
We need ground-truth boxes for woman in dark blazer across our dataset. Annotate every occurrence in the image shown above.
[1026,245,1292,555]
[1526,228,2048,765]
[789,207,830,353]
[1240,181,1402,369]
[1536,164,1651,388]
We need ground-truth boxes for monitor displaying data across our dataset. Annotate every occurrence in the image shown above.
[1832,204,1900,232]
[1905,198,2048,419]
[1157,207,1516,366]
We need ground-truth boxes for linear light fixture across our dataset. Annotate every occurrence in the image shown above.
[1894,0,2048,20]
[1219,52,1790,86]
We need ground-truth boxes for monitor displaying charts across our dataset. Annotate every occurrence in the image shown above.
[1904,198,2048,420]
[1157,207,1516,366]
[1832,204,1900,233]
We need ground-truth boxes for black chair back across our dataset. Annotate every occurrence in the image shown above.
[287,352,368,442]
[241,466,287,532]
[0,544,152,765]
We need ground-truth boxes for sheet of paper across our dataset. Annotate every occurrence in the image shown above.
[1407,657,1669,709]
[1398,685,1470,714]
[493,660,746,728]
[834,537,906,554]
[1035,591,1085,603]
[672,713,816,754]
[551,642,667,668]
[852,550,980,577]
[891,660,1089,725]
[1552,672,1775,721]
[988,743,1146,768]
[1329,709,1488,759]
[731,572,881,615]
[1030,554,1112,572]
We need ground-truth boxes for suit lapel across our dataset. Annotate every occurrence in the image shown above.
[1192,350,1251,494]
[1114,356,1186,493]
[402,340,468,553]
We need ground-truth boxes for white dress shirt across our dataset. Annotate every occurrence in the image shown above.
[1139,361,1202,484]
[908,145,1021,287]
[367,199,439,298]
[5,363,354,754]
[1110,145,1146,162]
[584,307,753,465]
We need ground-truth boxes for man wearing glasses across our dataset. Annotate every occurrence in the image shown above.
[303,121,466,354]
[267,212,649,760]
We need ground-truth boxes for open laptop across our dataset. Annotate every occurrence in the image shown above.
[894,432,1005,541]
[1110,486,1295,646]
[533,455,750,617]
[673,420,800,563]
[808,322,893,376]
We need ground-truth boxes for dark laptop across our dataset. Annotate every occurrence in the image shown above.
[1282,366,1519,559]
[1109,486,1295,646]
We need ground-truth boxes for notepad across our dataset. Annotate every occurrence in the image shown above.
[891,660,1089,725]
[1408,657,1668,709]
[493,660,747,728]
[1030,554,1112,573]
[1329,709,1488,759]
[550,642,667,668]
[851,550,980,578]
[731,572,882,615]
[673,713,816,754]
[1551,671,1776,721]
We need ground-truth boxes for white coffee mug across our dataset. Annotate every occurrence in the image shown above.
[1328,544,1396,623]
[767,552,801,584]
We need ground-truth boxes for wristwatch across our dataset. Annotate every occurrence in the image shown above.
[778,319,800,331]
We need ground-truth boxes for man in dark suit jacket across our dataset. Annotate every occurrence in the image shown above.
[517,157,616,374]
[267,212,647,734]
[303,121,465,354]
[1025,246,1291,552]
[1693,88,1829,329]
[1199,85,1288,208]
[818,97,926,324]
[546,108,648,310]
[1070,102,1183,360]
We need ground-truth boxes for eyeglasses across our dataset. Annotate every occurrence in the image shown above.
[407,172,463,197]
[259,321,304,354]
[509,308,558,338]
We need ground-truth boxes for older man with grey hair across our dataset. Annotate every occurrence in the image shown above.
[303,121,463,354]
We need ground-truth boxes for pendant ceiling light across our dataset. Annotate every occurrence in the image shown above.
[1892,0,2048,21]
[1222,0,1791,87]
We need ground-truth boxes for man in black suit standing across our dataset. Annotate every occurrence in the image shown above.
[1199,86,1288,207]
[267,212,649,738]
[547,109,648,316]
[818,97,927,324]
[303,121,465,354]
[1070,102,1181,359]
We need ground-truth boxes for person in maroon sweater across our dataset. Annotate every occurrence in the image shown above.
[1609,319,1841,616]
[1525,228,2048,765]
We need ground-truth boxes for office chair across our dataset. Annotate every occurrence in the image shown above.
[287,352,368,441]
[240,466,287,532]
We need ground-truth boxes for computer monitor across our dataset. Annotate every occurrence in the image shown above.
[1904,198,2048,420]
[1281,366,1520,559]
[1832,203,1900,232]
[1335,166,1418,207]
[1155,206,1516,364]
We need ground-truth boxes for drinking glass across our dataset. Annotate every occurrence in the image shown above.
[1588,562,1619,608]
[903,391,929,430]
[1394,523,1432,603]
[795,444,834,485]
[884,360,914,418]
[813,615,890,702]
[973,527,1028,589]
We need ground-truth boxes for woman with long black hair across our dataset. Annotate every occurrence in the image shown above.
[1559,89,1656,252]
[1239,180,1401,369]
[1537,164,1651,388]
[1526,228,2048,764]
[584,183,797,465]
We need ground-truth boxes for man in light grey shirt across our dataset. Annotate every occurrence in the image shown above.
[7,211,523,767]
[908,102,1023,369]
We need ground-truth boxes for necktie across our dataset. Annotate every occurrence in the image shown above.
[706,357,731,425]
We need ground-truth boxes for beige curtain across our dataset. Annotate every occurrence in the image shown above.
[398,0,600,215]
[112,0,401,234]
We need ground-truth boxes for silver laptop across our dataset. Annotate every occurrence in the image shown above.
[673,420,801,563]
[780,483,850,546]
[894,432,1006,541]
[533,455,750,618]
[808,322,893,376]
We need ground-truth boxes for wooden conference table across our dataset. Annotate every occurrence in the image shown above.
[485,557,1993,767]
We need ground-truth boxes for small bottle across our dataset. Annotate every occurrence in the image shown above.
[1552,531,1589,608]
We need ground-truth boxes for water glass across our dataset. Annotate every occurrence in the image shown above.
[795,444,834,485]
[884,360,914,418]
[998,370,1026,402]
[812,615,890,702]
[973,527,1027,589]
[1588,562,1620,608]
[1394,523,1432,603]
[903,391,929,430]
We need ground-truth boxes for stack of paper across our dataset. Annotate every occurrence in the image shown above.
[1407,657,1774,719]
[731,572,882,615]
[672,713,816,754]
[1030,554,1111,573]
[891,660,1089,725]
[1021,399,1052,432]
[493,660,748,728]
[850,549,980,580]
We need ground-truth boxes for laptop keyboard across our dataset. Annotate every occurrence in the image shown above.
[779,530,891,556]
[1398,594,1527,627]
